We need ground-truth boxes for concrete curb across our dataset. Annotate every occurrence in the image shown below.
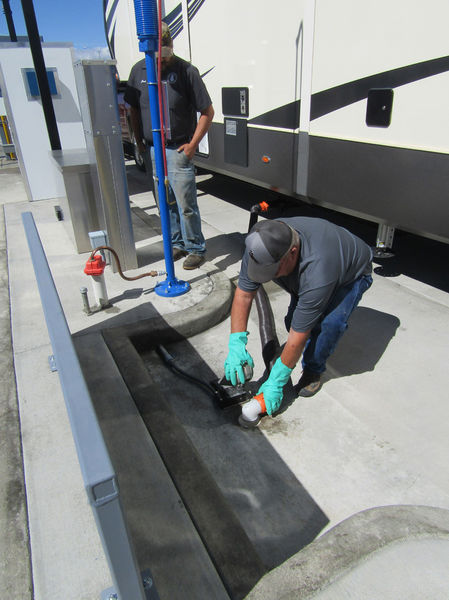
[71,262,234,341]
[245,505,449,599]
[0,205,33,599]
[105,266,234,347]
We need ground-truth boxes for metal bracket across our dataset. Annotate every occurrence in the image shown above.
[154,278,190,298]
[100,569,159,600]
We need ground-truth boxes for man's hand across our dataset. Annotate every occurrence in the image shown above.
[224,332,254,385]
[257,357,293,415]
[177,142,196,160]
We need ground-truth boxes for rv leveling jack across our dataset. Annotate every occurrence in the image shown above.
[373,223,395,259]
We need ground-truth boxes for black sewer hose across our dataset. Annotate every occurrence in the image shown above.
[255,286,281,371]
[156,345,218,400]
[249,203,282,371]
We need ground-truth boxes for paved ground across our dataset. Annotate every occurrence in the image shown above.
[1,159,449,599]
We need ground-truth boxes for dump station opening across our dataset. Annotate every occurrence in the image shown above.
[100,316,329,599]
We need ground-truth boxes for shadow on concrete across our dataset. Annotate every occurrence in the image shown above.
[370,233,449,292]
[129,199,244,272]
[247,305,399,415]
[327,306,400,377]
[205,231,245,271]
[135,230,245,273]
[136,239,165,268]
[131,206,161,244]
[125,162,153,196]
[108,287,145,304]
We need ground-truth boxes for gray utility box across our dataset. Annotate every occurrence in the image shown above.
[51,148,99,253]
[74,60,137,272]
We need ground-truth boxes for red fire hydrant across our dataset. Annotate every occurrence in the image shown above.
[84,253,109,309]
[84,253,106,277]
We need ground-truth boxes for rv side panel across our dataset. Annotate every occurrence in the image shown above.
[196,123,295,194]
[307,137,449,243]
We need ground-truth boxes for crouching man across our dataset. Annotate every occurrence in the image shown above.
[224,217,373,416]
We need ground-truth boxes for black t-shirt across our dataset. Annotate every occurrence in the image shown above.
[124,56,212,145]
[238,217,373,332]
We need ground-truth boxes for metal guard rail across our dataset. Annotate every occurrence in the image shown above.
[21,211,152,600]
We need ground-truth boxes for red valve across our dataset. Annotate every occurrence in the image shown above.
[84,254,106,276]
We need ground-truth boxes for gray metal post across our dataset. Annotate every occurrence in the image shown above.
[74,60,137,272]
[21,211,151,600]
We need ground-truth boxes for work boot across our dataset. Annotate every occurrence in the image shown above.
[296,368,322,397]
[183,254,205,270]
[172,247,188,261]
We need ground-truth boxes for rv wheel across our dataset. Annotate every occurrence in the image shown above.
[133,137,146,172]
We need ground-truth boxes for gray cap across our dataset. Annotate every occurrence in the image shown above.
[246,219,294,283]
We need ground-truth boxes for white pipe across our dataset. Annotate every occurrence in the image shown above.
[91,274,109,308]
[241,398,263,422]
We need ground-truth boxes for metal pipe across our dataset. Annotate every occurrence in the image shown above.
[91,274,109,308]
[20,0,61,151]
[132,0,189,298]
[2,0,17,41]
[80,286,92,315]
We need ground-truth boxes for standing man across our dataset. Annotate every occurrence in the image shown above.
[224,217,373,416]
[125,22,214,270]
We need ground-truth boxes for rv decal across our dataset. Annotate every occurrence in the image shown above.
[249,54,449,130]
[159,0,207,39]
[311,54,449,121]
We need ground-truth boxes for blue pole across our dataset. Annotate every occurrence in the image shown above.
[132,0,190,297]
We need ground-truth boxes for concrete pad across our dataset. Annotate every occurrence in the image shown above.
[3,163,449,599]
[246,505,449,599]
[315,537,449,600]
[260,273,449,531]
[13,346,111,599]
[0,168,28,203]
[3,179,235,599]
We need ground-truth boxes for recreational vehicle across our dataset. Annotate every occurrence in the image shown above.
[104,0,449,247]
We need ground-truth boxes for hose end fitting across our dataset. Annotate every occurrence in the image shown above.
[239,393,266,429]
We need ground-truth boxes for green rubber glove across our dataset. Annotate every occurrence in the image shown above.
[224,331,255,385]
[257,357,293,415]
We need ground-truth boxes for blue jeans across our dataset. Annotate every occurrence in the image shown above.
[285,274,373,374]
[150,146,205,255]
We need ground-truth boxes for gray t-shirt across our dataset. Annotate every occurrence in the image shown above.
[238,217,373,332]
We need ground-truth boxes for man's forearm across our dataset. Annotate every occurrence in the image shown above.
[180,105,214,158]
[280,328,310,369]
[191,105,214,148]
[230,287,256,333]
